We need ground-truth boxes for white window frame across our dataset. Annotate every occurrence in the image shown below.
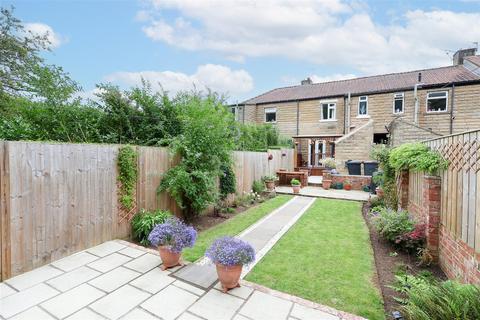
[230,106,238,120]
[426,91,448,113]
[320,102,336,121]
[358,96,368,117]
[264,107,277,123]
[393,92,404,114]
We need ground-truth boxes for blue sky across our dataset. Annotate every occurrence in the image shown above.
[5,0,480,103]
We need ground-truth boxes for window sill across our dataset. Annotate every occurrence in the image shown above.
[356,115,370,119]
[319,119,338,122]
[264,121,277,124]
[425,111,448,115]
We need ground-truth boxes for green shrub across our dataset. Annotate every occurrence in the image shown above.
[389,143,448,176]
[391,273,480,320]
[219,164,236,200]
[131,209,171,246]
[290,178,301,186]
[252,180,265,194]
[372,208,415,243]
[117,145,138,211]
[371,145,398,209]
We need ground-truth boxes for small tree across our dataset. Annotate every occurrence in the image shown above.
[158,92,235,220]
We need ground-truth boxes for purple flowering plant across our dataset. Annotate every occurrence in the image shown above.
[148,217,197,253]
[206,236,255,266]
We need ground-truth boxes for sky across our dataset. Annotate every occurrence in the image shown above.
[4,0,480,103]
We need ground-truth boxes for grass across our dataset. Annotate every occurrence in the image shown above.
[182,195,293,262]
[245,198,385,320]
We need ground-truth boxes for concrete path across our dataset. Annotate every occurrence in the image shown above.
[0,197,367,320]
[276,186,372,202]
[171,196,315,288]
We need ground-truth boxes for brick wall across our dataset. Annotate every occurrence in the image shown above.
[331,174,371,191]
[334,120,374,174]
[405,173,480,285]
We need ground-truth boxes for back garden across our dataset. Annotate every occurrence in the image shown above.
[1,8,480,320]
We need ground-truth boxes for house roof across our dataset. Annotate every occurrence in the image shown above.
[242,60,480,105]
[465,55,480,67]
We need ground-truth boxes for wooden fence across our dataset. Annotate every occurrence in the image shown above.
[0,141,293,279]
[424,130,480,253]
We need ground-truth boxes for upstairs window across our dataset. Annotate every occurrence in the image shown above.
[426,91,448,112]
[265,107,277,123]
[358,96,368,116]
[393,93,404,114]
[321,102,336,120]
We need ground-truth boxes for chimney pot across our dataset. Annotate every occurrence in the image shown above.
[301,77,313,85]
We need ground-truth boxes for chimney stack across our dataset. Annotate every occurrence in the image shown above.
[301,77,313,85]
[453,48,477,65]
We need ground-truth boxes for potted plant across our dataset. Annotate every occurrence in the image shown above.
[262,175,278,191]
[343,180,352,191]
[148,217,197,270]
[206,236,255,293]
[322,179,332,189]
[291,178,301,194]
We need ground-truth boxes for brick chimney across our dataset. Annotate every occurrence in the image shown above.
[301,77,313,85]
[453,48,477,65]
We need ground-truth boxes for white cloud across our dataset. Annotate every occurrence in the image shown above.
[24,23,65,48]
[104,64,254,96]
[139,1,480,74]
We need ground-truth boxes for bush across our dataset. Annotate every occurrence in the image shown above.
[371,145,397,209]
[219,164,236,200]
[389,143,448,176]
[131,209,171,246]
[391,273,480,320]
[252,180,265,193]
[395,223,426,253]
[372,208,415,243]
[291,178,301,186]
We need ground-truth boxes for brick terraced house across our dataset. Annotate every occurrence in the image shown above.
[235,48,480,173]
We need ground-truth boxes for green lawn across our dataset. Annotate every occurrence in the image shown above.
[182,195,293,262]
[245,198,385,320]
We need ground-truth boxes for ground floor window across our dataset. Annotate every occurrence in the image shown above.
[373,133,388,144]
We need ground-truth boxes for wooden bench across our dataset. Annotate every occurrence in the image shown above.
[276,170,308,187]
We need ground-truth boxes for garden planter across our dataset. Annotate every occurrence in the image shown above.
[158,246,182,270]
[265,180,275,191]
[216,264,242,292]
[344,184,352,191]
[322,179,332,190]
[292,185,300,194]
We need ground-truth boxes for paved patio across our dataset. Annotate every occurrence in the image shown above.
[0,240,365,320]
[276,186,372,202]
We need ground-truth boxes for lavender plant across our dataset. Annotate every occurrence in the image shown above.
[206,236,255,266]
[148,217,197,253]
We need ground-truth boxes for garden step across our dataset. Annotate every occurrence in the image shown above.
[171,196,315,289]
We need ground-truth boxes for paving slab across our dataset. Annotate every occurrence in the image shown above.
[189,289,244,320]
[239,290,292,320]
[88,253,131,273]
[120,308,159,320]
[172,280,206,296]
[123,253,161,273]
[89,267,140,292]
[90,285,151,319]
[0,283,17,299]
[0,283,59,318]
[40,283,105,319]
[87,241,126,257]
[9,306,55,320]
[141,285,198,320]
[46,266,100,292]
[118,246,146,258]
[65,308,107,320]
[177,312,204,320]
[291,303,340,320]
[5,265,63,291]
[213,282,253,299]
[129,268,174,294]
[51,251,99,272]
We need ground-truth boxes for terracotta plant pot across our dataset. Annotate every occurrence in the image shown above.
[158,246,182,270]
[216,264,242,293]
[292,184,301,194]
[376,187,384,197]
[344,184,352,191]
[322,179,332,190]
[265,180,275,191]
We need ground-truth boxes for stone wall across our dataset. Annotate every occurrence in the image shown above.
[334,120,374,174]
[388,118,442,147]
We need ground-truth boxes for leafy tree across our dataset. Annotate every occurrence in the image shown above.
[158,92,236,220]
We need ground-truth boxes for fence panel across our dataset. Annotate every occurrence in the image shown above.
[424,130,479,252]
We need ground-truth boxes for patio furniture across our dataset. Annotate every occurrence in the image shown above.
[276,170,308,187]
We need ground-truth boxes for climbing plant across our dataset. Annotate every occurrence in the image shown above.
[219,164,236,200]
[117,145,138,215]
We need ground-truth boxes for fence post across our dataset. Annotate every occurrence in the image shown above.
[397,170,409,211]
[0,142,11,280]
[423,175,441,261]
